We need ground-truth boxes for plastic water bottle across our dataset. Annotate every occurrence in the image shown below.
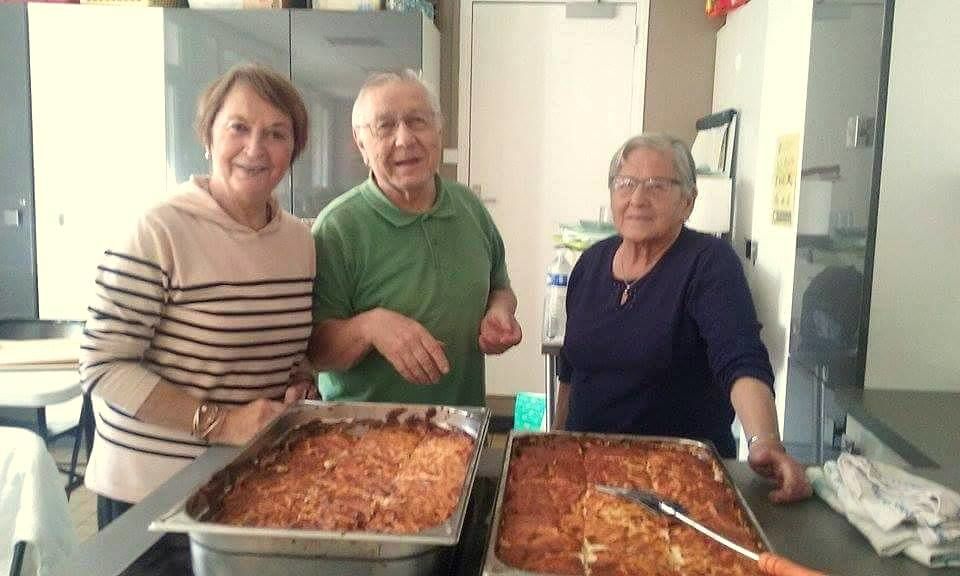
[542,247,571,343]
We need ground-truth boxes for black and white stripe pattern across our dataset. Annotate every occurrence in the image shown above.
[79,182,316,502]
[81,252,312,456]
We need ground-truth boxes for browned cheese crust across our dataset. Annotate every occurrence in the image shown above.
[211,419,474,533]
[496,436,766,576]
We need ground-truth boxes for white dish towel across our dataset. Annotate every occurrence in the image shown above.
[807,453,960,568]
[0,427,77,576]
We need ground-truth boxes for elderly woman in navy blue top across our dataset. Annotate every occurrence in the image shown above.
[555,133,810,504]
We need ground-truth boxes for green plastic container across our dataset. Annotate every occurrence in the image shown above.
[513,392,546,431]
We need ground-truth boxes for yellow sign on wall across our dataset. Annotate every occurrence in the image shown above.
[772,133,800,226]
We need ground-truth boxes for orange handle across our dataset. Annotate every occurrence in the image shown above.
[758,552,828,576]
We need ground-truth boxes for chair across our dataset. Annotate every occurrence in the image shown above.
[0,319,90,495]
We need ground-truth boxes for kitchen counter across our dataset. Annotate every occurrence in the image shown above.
[829,385,960,469]
[541,342,562,429]
[53,442,960,576]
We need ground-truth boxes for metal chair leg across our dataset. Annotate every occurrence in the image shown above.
[64,393,93,497]
[10,541,26,576]
[36,407,48,442]
[83,393,94,459]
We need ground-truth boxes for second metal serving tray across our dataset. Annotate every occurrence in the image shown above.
[482,430,773,576]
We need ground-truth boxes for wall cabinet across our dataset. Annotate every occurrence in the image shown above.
[25,5,438,319]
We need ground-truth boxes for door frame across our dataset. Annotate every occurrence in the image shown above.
[456,0,649,185]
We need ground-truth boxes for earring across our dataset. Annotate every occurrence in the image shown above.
[204,148,211,161]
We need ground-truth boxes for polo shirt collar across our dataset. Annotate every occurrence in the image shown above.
[360,174,456,227]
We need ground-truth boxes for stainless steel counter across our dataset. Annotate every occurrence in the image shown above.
[830,385,960,469]
[53,445,960,576]
[541,342,562,430]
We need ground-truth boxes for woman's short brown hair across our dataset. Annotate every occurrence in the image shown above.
[195,62,309,162]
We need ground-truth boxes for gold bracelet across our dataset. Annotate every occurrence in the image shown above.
[747,431,781,450]
[192,402,223,441]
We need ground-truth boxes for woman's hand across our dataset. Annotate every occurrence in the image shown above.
[284,379,318,404]
[209,399,285,446]
[748,440,813,504]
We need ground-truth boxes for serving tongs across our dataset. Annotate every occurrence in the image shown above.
[595,485,828,576]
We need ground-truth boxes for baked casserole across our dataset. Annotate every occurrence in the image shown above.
[495,435,766,576]
[210,416,474,533]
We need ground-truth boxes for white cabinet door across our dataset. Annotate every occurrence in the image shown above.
[29,5,168,320]
[460,0,647,396]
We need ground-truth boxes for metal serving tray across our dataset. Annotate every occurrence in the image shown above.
[482,430,773,576]
[151,400,489,576]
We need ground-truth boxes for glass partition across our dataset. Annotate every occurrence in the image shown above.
[784,0,890,460]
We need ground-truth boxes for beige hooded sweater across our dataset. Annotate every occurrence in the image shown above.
[79,176,315,503]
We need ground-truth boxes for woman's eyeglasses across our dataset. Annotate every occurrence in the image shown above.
[610,176,681,198]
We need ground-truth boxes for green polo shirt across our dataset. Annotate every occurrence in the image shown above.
[311,176,510,407]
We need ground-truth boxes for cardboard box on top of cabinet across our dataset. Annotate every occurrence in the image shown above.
[79,0,185,6]
[242,0,291,8]
[312,0,382,10]
[188,0,291,7]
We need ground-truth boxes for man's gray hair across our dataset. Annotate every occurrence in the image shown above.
[351,69,443,128]
[607,133,698,200]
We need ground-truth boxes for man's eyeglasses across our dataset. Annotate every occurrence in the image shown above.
[359,112,436,140]
[610,176,681,198]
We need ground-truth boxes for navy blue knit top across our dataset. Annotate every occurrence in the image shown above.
[558,227,774,457]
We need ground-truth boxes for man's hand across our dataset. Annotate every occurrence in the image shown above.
[367,309,450,384]
[478,307,522,354]
[748,441,813,504]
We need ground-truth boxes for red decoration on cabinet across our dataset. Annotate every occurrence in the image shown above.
[706,0,750,18]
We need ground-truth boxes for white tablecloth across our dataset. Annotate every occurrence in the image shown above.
[0,427,76,576]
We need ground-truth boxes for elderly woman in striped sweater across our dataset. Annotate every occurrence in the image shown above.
[79,63,316,528]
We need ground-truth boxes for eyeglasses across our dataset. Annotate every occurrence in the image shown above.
[359,111,436,140]
[610,175,681,198]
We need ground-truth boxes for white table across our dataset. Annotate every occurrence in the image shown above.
[0,363,82,438]
[0,339,86,493]
[0,364,81,405]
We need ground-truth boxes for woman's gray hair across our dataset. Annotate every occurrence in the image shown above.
[351,69,443,128]
[607,133,698,200]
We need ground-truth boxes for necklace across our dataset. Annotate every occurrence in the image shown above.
[620,277,640,305]
[615,252,641,305]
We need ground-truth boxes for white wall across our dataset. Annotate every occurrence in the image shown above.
[713,0,813,430]
[864,0,960,392]
[30,5,168,320]
[458,0,647,396]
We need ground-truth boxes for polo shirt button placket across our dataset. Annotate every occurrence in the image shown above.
[420,217,440,270]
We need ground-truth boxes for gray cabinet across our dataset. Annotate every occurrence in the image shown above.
[0,4,38,319]
[291,10,438,217]
[163,9,438,218]
[164,10,292,209]
[21,5,437,319]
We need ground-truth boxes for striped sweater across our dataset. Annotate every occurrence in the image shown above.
[80,176,315,503]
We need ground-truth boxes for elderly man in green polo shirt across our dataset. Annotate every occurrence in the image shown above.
[307,70,522,407]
